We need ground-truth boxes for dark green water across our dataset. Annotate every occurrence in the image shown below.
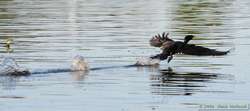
[0,0,249,111]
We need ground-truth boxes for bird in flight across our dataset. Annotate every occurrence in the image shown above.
[150,32,230,63]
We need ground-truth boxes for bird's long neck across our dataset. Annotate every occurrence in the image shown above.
[184,38,192,45]
[183,36,193,47]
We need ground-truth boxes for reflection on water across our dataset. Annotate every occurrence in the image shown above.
[173,1,230,34]
[135,65,160,72]
[171,0,235,50]
[0,76,21,90]
[70,71,88,81]
[151,68,233,96]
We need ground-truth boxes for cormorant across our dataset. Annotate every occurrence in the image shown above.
[150,32,230,63]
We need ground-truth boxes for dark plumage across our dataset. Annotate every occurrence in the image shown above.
[150,32,230,62]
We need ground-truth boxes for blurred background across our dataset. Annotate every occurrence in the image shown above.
[0,0,249,111]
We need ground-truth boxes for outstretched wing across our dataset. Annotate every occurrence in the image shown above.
[181,44,230,56]
[150,32,174,47]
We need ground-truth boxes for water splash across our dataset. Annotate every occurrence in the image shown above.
[0,57,30,76]
[135,57,160,66]
[71,55,89,71]
[0,55,157,76]
[0,55,88,76]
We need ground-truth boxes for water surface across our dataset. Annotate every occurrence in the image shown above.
[0,0,250,111]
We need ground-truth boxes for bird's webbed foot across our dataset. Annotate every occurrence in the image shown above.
[167,55,173,63]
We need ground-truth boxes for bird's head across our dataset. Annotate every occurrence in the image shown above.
[184,35,194,44]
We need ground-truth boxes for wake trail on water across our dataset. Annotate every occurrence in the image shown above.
[0,56,160,76]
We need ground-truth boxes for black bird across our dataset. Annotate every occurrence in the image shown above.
[150,32,230,63]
